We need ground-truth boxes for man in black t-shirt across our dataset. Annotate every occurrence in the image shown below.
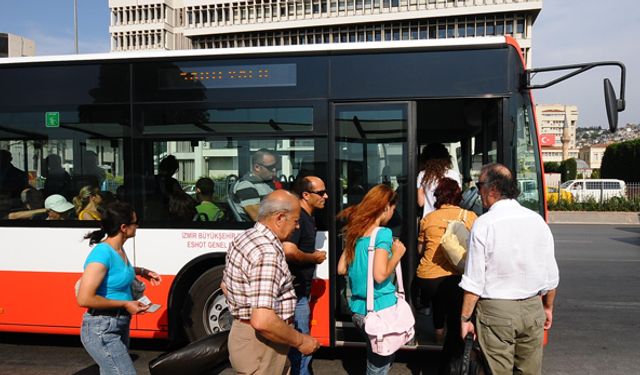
[284,176,328,375]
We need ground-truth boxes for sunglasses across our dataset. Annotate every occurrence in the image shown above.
[307,190,328,196]
[257,162,278,171]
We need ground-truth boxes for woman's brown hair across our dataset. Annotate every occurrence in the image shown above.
[419,143,452,187]
[337,184,397,266]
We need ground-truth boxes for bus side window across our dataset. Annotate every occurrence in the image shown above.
[143,138,327,227]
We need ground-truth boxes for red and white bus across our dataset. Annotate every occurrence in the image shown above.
[0,37,623,348]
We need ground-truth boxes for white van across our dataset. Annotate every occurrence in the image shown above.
[560,179,626,202]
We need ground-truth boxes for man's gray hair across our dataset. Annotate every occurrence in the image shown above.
[257,190,297,220]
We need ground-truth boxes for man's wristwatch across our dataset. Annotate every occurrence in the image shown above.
[460,314,472,322]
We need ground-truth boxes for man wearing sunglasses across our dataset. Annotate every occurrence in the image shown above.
[284,176,328,375]
[459,163,559,375]
[231,148,278,222]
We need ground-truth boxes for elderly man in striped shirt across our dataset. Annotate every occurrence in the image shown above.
[224,189,320,374]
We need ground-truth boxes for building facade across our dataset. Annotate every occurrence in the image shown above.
[109,0,542,66]
[578,143,607,170]
[536,103,579,163]
[0,33,35,57]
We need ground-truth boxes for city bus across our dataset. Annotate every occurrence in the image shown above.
[0,36,620,348]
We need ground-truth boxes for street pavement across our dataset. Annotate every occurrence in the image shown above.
[0,224,639,374]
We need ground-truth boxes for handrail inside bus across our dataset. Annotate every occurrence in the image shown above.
[524,61,626,132]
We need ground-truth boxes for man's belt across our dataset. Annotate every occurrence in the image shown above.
[480,294,540,302]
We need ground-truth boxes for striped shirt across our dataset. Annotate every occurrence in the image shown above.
[223,222,297,321]
[231,173,274,222]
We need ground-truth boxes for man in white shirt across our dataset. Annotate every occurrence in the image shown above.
[459,163,559,375]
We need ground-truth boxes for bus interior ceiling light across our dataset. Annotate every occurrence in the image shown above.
[524,61,626,133]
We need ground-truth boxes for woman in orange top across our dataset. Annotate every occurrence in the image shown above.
[415,177,477,373]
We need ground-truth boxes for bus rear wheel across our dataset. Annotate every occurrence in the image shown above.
[182,266,232,342]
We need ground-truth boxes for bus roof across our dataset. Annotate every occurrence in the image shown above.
[0,36,513,65]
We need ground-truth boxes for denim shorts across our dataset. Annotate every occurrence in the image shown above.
[80,312,136,375]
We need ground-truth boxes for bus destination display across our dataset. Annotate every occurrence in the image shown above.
[160,63,296,89]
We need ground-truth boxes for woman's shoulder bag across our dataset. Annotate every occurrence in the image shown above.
[440,209,470,273]
[363,227,415,356]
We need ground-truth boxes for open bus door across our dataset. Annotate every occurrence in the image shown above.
[331,98,511,348]
[332,101,418,347]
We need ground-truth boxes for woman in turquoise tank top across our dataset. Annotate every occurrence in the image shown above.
[337,184,407,375]
[77,202,162,375]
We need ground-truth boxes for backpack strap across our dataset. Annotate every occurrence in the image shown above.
[366,228,404,313]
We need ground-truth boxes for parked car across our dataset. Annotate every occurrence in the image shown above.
[518,179,538,201]
[546,186,573,204]
[560,179,626,203]
[183,184,197,197]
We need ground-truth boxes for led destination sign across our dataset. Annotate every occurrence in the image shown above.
[160,63,297,89]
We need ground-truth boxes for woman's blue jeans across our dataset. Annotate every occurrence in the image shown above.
[352,313,395,375]
[80,312,136,375]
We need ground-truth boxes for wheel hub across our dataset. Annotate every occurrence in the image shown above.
[203,289,231,334]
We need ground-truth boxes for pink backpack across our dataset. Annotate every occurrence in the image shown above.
[364,228,415,356]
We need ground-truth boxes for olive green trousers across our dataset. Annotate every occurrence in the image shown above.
[476,296,546,375]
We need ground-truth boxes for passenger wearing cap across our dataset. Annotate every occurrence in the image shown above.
[45,194,74,220]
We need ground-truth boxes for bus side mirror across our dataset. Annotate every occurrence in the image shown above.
[604,78,622,133]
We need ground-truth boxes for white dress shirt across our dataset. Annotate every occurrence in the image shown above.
[459,199,559,299]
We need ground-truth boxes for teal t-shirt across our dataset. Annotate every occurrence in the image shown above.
[348,227,398,315]
[84,242,134,301]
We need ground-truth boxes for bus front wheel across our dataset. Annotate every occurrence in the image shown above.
[182,266,232,341]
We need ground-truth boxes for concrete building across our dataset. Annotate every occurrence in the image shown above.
[578,143,607,170]
[109,0,542,66]
[0,33,35,57]
[536,104,579,163]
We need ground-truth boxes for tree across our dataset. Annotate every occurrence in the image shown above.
[601,139,640,182]
[560,158,577,182]
[591,169,600,179]
[544,162,560,173]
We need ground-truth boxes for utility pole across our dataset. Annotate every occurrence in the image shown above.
[74,0,78,54]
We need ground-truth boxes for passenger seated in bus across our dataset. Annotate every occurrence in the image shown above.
[0,150,29,207]
[7,187,47,220]
[229,148,278,222]
[156,155,182,196]
[194,177,224,222]
[43,154,72,199]
[115,185,128,203]
[44,194,74,220]
[74,185,103,221]
[79,150,106,187]
[142,155,183,222]
[168,191,197,223]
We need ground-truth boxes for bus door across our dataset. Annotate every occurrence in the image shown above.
[331,102,418,346]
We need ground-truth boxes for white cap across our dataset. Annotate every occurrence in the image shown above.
[44,194,74,213]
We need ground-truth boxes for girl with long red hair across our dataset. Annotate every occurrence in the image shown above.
[337,184,407,374]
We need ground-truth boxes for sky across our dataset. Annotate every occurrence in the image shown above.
[0,0,637,128]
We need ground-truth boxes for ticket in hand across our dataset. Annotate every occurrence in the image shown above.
[146,304,162,313]
[137,295,162,313]
[137,295,152,305]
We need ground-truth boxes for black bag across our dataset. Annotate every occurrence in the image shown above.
[449,333,490,375]
[149,331,230,375]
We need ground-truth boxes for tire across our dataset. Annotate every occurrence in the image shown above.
[182,266,232,342]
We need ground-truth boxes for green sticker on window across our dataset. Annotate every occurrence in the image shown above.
[45,112,60,128]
